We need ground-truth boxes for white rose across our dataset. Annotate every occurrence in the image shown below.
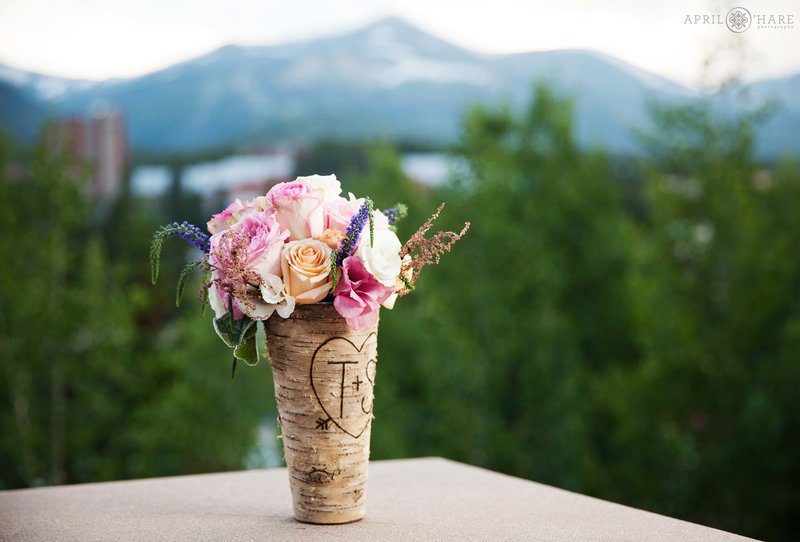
[297,174,342,205]
[355,228,402,287]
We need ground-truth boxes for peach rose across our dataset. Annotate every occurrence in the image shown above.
[319,228,346,250]
[281,239,332,304]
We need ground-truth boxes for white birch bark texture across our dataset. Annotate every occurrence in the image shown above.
[265,302,378,524]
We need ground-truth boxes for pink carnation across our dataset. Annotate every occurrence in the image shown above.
[333,256,393,330]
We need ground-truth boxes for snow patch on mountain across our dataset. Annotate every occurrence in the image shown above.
[363,19,494,88]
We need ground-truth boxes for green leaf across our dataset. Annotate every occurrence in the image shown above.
[213,313,255,349]
[227,296,234,335]
[400,274,415,293]
[214,314,259,380]
[233,323,259,366]
[393,203,408,221]
[200,267,211,319]
[176,259,202,307]
[149,234,164,285]
[367,197,374,247]
[330,249,339,293]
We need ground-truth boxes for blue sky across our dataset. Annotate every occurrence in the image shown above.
[0,0,798,86]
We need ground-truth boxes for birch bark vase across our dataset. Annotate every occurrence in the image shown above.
[265,302,378,524]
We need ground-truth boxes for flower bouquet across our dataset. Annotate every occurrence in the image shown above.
[150,174,468,524]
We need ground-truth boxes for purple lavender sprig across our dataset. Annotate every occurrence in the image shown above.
[150,221,210,284]
[383,203,408,225]
[155,221,211,253]
[334,197,373,268]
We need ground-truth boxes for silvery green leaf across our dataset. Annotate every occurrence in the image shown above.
[213,313,255,349]
[234,324,259,366]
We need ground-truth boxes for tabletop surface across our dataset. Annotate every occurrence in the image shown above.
[0,457,756,541]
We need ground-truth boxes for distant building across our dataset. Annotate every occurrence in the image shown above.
[181,153,296,198]
[87,109,128,201]
[129,151,297,212]
[129,166,172,198]
[50,109,128,202]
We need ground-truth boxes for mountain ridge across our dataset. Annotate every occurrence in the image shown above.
[1,16,797,157]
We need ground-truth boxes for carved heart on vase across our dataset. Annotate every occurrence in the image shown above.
[310,332,377,438]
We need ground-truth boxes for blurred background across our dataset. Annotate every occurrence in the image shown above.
[1,1,799,540]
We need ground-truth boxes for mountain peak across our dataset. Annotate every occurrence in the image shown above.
[335,15,475,62]
[361,15,420,32]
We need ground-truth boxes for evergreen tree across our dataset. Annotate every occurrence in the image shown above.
[597,97,800,539]
[0,126,272,488]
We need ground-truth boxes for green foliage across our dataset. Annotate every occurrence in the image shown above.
[149,222,209,287]
[592,95,800,540]
[121,313,272,479]
[359,85,798,541]
[233,324,259,367]
[374,85,640,484]
[212,314,258,365]
[149,234,163,284]
[368,199,375,248]
[330,249,339,292]
[0,124,273,490]
[176,260,202,307]
[211,311,263,379]
[199,267,211,319]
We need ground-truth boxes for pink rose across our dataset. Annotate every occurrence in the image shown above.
[333,255,393,330]
[209,208,291,320]
[325,196,359,233]
[325,195,390,241]
[268,180,324,240]
[236,210,287,278]
[207,198,258,234]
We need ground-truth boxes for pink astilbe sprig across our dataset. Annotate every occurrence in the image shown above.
[210,229,263,315]
[397,203,470,297]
